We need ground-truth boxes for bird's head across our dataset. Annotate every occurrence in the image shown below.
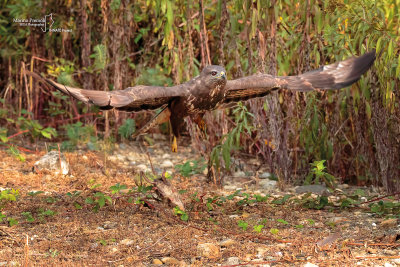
[201,65,227,87]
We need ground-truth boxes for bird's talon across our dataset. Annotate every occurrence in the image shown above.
[171,136,178,152]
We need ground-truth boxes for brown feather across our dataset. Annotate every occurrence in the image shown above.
[223,50,376,103]
[44,79,185,111]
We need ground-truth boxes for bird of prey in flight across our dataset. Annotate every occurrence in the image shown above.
[35,50,376,152]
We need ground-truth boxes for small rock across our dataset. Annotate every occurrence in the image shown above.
[228,215,239,219]
[153,133,167,141]
[126,155,136,162]
[329,217,347,223]
[152,259,163,265]
[82,155,88,160]
[385,263,395,267]
[115,154,126,161]
[223,184,238,191]
[111,247,118,253]
[119,143,128,150]
[366,247,377,254]
[337,184,349,189]
[136,164,149,172]
[161,257,180,265]
[108,155,117,162]
[33,151,69,175]
[120,239,134,246]
[258,179,277,191]
[244,254,253,261]
[392,258,400,265]
[102,221,118,229]
[162,153,171,159]
[303,263,319,267]
[225,257,240,265]
[233,171,246,177]
[161,160,174,168]
[256,246,269,258]
[295,185,328,195]
[380,219,398,229]
[197,243,221,259]
[259,172,271,179]
[219,239,237,247]
[384,249,398,256]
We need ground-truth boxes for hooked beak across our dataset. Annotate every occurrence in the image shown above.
[219,71,226,79]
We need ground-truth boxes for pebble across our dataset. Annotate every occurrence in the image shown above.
[161,257,181,265]
[259,172,271,179]
[120,239,134,246]
[152,259,163,265]
[161,160,174,168]
[33,151,69,175]
[233,171,246,177]
[392,258,400,265]
[136,164,149,172]
[102,221,118,229]
[197,243,221,259]
[225,257,240,265]
[380,219,398,228]
[219,239,237,247]
[258,179,277,191]
[303,263,319,267]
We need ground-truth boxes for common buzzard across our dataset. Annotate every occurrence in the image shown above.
[34,50,376,152]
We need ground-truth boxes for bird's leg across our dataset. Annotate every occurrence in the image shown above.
[193,113,206,134]
[171,135,178,153]
[132,106,171,138]
[169,114,184,153]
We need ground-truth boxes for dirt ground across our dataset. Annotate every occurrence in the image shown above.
[0,141,399,266]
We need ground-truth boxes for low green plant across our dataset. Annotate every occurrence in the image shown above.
[301,194,330,210]
[21,211,35,222]
[369,200,400,216]
[271,194,292,205]
[304,160,336,189]
[238,220,248,231]
[173,206,188,221]
[61,122,98,151]
[118,118,136,139]
[85,192,112,212]
[110,183,127,194]
[45,248,60,258]
[37,208,57,222]
[0,189,19,207]
[7,217,18,227]
[211,102,254,171]
[270,228,279,235]
[0,107,57,161]
[175,159,206,177]
[276,219,289,225]
[253,224,264,233]
[0,189,20,227]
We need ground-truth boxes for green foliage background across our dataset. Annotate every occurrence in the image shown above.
[0,0,399,191]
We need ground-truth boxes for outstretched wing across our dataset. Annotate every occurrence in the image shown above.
[223,50,376,103]
[44,79,185,112]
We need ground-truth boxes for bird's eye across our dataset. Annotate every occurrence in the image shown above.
[211,71,217,76]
